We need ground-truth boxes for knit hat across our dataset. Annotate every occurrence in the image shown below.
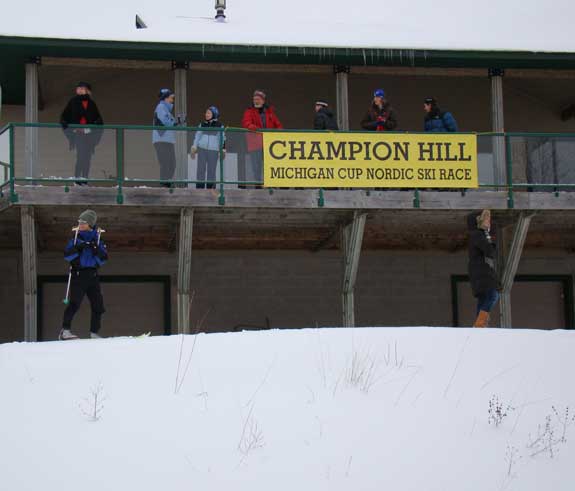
[374,89,385,99]
[76,81,92,91]
[315,100,329,107]
[159,88,174,100]
[207,106,220,120]
[424,97,437,105]
[78,209,97,228]
[253,89,267,99]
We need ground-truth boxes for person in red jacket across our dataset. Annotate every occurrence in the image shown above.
[241,90,283,188]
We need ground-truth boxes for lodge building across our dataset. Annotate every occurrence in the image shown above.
[1,1,575,341]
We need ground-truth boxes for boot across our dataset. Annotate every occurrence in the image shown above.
[90,332,102,339]
[473,310,490,328]
[59,329,79,340]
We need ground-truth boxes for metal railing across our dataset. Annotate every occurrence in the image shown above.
[1,122,575,208]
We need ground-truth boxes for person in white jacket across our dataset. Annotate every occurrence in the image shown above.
[191,106,225,189]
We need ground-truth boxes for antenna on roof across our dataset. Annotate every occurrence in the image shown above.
[215,0,226,21]
[136,15,147,29]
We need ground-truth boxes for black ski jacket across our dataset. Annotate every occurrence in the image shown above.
[467,212,498,297]
[313,107,339,130]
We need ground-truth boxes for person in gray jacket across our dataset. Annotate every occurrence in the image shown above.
[153,89,177,187]
[190,106,225,189]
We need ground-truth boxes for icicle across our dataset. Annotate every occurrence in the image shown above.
[362,49,366,65]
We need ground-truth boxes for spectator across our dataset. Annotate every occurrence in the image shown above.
[467,210,499,328]
[60,82,104,185]
[152,89,178,188]
[191,106,225,189]
[313,100,339,130]
[423,97,458,132]
[241,89,283,188]
[360,89,397,131]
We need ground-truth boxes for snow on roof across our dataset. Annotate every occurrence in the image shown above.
[1,0,574,54]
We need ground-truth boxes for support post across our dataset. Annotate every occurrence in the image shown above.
[21,206,38,341]
[173,61,189,183]
[489,68,506,187]
[334,65,350,131]
[25,57,40,178]
[341,211,367,327]
[177,208,194,334]
[498,212,532,328]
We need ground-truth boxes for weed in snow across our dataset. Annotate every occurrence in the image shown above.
[344,348,380,394]
[488,395,514,428]
[79,382,106,422]
[527,406,575,458]
[238,405,265,458]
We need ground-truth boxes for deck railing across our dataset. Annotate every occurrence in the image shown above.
[1,122,575,208]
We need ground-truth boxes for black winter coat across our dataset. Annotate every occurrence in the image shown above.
[60,95,104,149]
[467,212,498,297]
[360,102,398,131]
[313,107,339,130]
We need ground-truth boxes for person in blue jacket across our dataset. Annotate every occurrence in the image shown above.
[153,89,178,187]
[60,209,108,340]
[423,97,458,132]
[190,106,225,189]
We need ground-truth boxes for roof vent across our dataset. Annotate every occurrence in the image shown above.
[136,15,147,29]
[215,0,226,21]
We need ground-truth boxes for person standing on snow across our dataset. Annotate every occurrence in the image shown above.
[241,89,283,188]
[60,82,104,185]
[60,209,108,340]
[313,100,339,130]
[467,210,499,328]
[153,88,178,188]
[423,97,458,132]
[360,89,398,132]
[190,106,225,189]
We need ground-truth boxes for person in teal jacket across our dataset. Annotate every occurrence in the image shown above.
[153,89,177,187]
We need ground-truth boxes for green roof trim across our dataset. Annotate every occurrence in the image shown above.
[2,35,575,104]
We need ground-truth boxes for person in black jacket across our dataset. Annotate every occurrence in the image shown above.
[360,89,398,131]
[313,100,339,130]
[467,210,499,328]
[60,82,104,184]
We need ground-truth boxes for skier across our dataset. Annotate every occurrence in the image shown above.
[241,89,283,188]
[467,209,499,328]
[360,89,398,131]
[60,209,108,340]
[313,100,339,130]
[423,97,458,132]
[153,88,177,188]
[60,82,104,185]
[190,106,225,189]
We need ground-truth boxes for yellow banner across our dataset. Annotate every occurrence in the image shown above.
[263,132,478,188]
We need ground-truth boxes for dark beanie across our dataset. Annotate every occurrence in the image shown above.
[77,81,92,91]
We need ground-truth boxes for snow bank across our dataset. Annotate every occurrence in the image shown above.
[1,327,575,490]
[0,0,574,53]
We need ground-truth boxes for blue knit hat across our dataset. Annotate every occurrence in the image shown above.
[374,88,385,98]
[207,106,220,120]
[159,88,174,100]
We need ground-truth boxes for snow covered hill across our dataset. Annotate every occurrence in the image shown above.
[1,327,574,491]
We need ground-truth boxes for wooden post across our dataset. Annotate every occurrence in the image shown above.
[25,58,40,178]
[334,65,350,131]
[489,68,506,187]
[341,211,366,327]
[173,61,189,183]
[21,206,38,341]
[498,212,532,328]
[177,208,194,334]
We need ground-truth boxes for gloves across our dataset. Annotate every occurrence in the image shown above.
[61,122,69,130]
[190,146,198,156]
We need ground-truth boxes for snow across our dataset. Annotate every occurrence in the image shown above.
[0,0,574,53]
[1,326,575,490]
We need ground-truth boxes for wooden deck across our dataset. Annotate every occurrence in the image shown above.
[2,186,575,252]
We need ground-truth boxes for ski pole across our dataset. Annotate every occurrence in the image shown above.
[63,225,80,305]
